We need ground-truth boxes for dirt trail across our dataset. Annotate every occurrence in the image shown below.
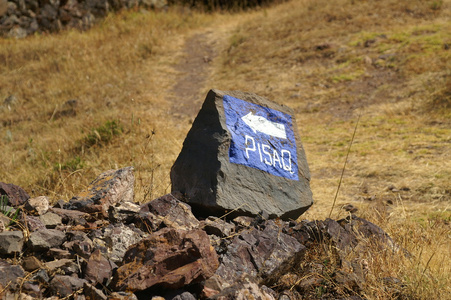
[165,19,241,120]
[166,31,218,119]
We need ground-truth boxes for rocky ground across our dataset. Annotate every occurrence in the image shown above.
[0,167,406,299]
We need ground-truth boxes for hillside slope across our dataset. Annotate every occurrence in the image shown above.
[0,0,450,298]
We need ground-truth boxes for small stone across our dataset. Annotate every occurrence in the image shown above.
[108,291,138,300]
[201,216,235,238]
[49,275,87,297]
[83,282,107,300]
[108,201,141,224]
[28,229,66,252]
[45,259,79,275]
[103,224,145,263]
[39,212,63,228]
[24,196,49,215]
[22,256,44,272]
[66,167,135,217]
[0,260,25,290]
[140,193,200,230]
[83,249,113,285]
[0,182,30,207]
[0,231,24,255]
[23,216,46,232]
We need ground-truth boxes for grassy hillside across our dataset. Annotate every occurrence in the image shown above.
[0,0,450,298]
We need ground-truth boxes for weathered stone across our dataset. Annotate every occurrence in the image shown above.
[0,260,25,290]
[39,211,63,228]
[45,258,80,275]
[108,291,138,300]
[0,231,24,255]
[207,220,305,290]
[66,166,135,217]
[49,275,87,297]
[170,89,313,220]
[22,256,44,272]
[50,207,88,226]
[21,282,42,298]
[108,201,141,223]
[139,194,200,230]
[211,279,276,300]
[111,228,219,292]
[23,215,46,232]
[103,223,145,263]
[28,228,66,252]
[0,182,30,206]
[84,282,108,300]
[83,249,113,285]
[24,196,49,215]
[201,216,235,238]
[232,216,253,228]
[48,248,73,259]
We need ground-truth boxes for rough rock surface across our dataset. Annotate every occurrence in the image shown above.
[0,168,405,299]
[0,182,30,206]
[171,89,313,220]
[65,166,135,217]
[111,228,219,292]
[0,0,168,38]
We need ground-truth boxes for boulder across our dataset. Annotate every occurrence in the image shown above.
[111,228,219,292]
[170,89,313,220]
[66,167,135,217]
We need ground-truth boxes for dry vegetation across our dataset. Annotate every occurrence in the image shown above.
[0,0,450,299]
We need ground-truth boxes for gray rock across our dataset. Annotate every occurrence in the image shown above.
[24,215,46,232]
[170,89,313,220]
[24,196,49,215]
[39,211,62,228]
[103,223,145,263]
[28,228,66,251]
[49,275,87,297]
[0,260,25,290]
[0,231,24,255]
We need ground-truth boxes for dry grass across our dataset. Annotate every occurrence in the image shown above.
[1,0,450,298]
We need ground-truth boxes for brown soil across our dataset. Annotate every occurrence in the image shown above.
[167,31,218,119]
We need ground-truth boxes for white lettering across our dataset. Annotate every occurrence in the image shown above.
[262,144,272,165]
[273,149,282,168]
[245,135,256,159]
[281,150,292,172]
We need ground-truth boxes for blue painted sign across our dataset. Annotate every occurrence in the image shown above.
[223,95,299,181]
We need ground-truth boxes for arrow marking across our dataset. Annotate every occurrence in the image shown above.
[241,112,287,139]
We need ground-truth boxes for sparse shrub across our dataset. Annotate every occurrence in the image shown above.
[82,120,123,148]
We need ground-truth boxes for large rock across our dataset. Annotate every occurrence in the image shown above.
[206,220,305,290]
[65,167,135,217]
[111,228,219,292]
[170,89,313,220]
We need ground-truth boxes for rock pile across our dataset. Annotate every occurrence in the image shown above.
[0,167,405,299]
[0,0,168,38]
